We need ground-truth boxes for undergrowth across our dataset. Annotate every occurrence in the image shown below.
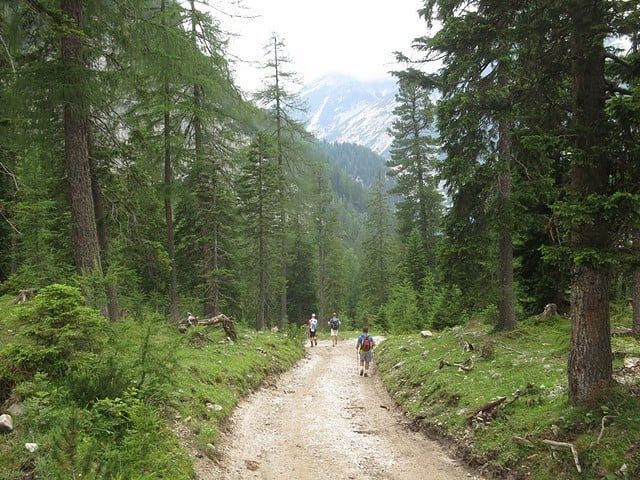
[3,285,638,479]
[0,287,305,479]
[375,316,640,479]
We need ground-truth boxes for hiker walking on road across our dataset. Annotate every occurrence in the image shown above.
[307,313,318,347]
[328,312,340,346]
[356,327,376,376]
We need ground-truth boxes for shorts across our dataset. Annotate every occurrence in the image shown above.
[330,328,339,336]
[309,331,317,338]
[359,351,373,362]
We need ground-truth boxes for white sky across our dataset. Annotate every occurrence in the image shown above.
[215,0,428,92]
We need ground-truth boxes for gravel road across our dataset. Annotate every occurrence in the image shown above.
[194,336,484,480]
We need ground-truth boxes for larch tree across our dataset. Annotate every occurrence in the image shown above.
[254,33,307,327]
[185,0,241,317]
[60,0,104,302]
[310,163,339,323]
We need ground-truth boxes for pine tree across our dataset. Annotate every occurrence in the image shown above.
[60,0,104,288]
[237,133,280,329]
[565,0,613,404]
[254,34,307,327]
[359,174,397,320]
[387,68,442,293]
[418,0,522,329]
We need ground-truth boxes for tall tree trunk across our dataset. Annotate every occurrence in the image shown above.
[566,0,613,404]
[189,0,219,317]
[164,106,179,322]
[60,0,103,285]
[318,241,326,323]
[90,154,119,320]
[632,231,640,337]
[273,37,288,327]
[257,149,267,331]
[496,116,515,330]
[161,0,179,323]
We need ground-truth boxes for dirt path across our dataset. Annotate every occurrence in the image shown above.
[196,336,484,480]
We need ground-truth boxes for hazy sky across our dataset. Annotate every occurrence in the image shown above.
[217,0,427,92]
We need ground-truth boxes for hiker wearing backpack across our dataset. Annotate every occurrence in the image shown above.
[356,327,376,376]
[328,312,340,346]
[307,313,318,347]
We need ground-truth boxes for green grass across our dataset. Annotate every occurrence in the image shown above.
[375,316,640,479]
[2,290,639,479]
[0,293,305,479]
[169,326,304,450]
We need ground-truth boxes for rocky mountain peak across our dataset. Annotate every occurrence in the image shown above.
[297,74,398,158]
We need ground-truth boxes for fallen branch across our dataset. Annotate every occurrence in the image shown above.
[597,415,614,444]
[512,435,534,447]
[198,314,237,342]
[542,439,581,473]
[177,313,237,342]
[12,288,36,304]
[439,358,474,371]
[466,396,506,424]
[498,344,525,355]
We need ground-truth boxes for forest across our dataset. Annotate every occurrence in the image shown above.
[0,0,639,413]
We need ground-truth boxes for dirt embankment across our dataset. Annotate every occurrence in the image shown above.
[190,336,485,480]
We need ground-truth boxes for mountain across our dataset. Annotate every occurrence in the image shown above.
[297,74,398,158]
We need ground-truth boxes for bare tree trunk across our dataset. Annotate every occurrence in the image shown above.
[60,0,103,284]
[496,115,515,330]
[90,155,119,321]
[189,0,220,317]
[568,266,612,402]
[632,232,640,337]
[161,0,179,323]
[318,241,326,324]
[164,107,179,322]
[566,0,613,404]
[258,229,267,331]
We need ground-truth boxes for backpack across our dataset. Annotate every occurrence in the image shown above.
[309,319,317,332]
[330,318,339,330]
[360,334,372,352]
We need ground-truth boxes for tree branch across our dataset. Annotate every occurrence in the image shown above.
[542,439,581,473]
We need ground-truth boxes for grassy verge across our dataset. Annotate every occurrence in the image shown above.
[0,291,305,479]
[375,316,640,479]
[168,324,305,454]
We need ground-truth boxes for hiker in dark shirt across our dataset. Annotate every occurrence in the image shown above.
[356,327,375,377]
[328,312,340,346]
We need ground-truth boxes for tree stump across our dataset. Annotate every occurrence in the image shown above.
[540,303,558,317]
[13,288,36,304]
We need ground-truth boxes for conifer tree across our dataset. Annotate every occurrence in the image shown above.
[254,34,307,326]
[60,0,104,289]
[310,164,340,322]
[359,174,397,320]
[237,132,280,330]
[387,68,442,293]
